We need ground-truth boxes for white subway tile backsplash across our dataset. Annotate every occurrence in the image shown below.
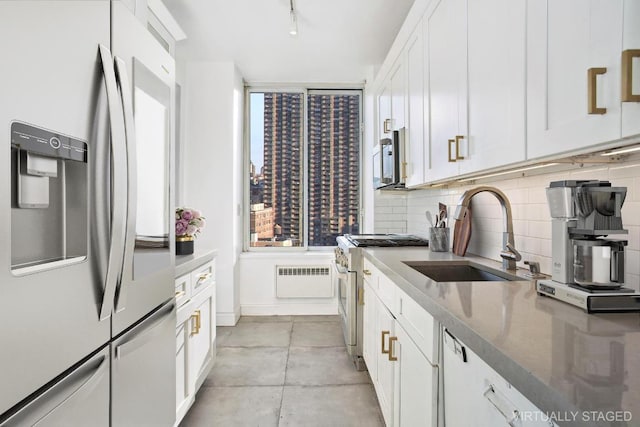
[622,202,640,226]
[626,225,640,251]
[626,250,640,276]
[401,157,640,277]
[609,163,640,179]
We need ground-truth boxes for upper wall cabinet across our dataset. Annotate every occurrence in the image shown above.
[527,0,634,159]
[378,83,392,140]
[405,21,427,187]
[622,0,640,137]
[377,59,406,140]
[426,0,526,182]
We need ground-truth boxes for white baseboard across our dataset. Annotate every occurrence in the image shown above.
[240,303,339,316]
[217,310,241,326]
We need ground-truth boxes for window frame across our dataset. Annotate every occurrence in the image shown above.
[244,85,363,252]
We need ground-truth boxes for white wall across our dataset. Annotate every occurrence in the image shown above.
[404,160,640,291]
[239,253,337,316]
[183,61,244,325]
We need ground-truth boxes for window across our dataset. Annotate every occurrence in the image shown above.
[248,89,361,248]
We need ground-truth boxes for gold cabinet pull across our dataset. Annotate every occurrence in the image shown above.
[401,161,407,180]
[455,135,465,160]
[448,139,456,162]
[190,310,202,336]
[363,269,371,276]
[388,336,398,361]
[358,288,364,306]
[381,331,390,354]
[622,49,640,102]
[195,309,202,331]
[198,272,212,282]
[588,67,608,114]
[383,118,392,134]
[175,290,186,298]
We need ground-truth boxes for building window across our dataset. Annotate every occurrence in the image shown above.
[248,89,361,248]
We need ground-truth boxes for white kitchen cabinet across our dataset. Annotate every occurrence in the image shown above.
[189,283,216,391]
[363,277,395,426]
[426,0,466,182]
[527,0,624,159]
[393,324,437,427]
[405,21,426,187]
[390,59,406,132]
[443,329,557,427]
[460,0,525,175]
[362,260,437,427]
[378,82,392,140]
[426,0,526,181]
[376,298,396,426]
[174,256,217,427]
[622,0,640,137]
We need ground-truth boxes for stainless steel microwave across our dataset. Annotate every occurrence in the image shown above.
[373,128,404,189]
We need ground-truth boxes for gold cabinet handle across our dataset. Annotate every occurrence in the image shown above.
[588,67,608,114]
[622,49,640,102]
[190,310,202,336]
[455,135,465,160]
[175,290,186,298]
[198,272,212,282]
[401,161,407,180]
[358,288,364,306]
[381,331,390,354]
[190,312,199,336]
[448,139,456,162]
[388,336,398,361]
[383,118,392,134]
[363,269,371,276]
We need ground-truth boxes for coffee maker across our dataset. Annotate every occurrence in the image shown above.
[537,180,640,313]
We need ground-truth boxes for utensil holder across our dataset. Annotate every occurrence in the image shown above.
[429,227,450,252]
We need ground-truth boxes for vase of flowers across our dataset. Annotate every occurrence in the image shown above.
[175,207,206,255]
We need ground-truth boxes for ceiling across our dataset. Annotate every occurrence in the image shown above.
[162,0,415,83]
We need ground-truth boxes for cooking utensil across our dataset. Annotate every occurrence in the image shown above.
[438,203,448,227]
[452,205,472,256]
[425,210,435,228]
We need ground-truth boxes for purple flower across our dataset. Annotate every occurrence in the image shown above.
[181,209,194,221]
[175,219,188,236]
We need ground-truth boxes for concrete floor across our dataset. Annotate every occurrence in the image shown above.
[180,315,384,427]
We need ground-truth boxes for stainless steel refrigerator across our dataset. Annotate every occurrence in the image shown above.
[0,1,176,425]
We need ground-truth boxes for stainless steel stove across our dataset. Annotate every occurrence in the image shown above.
[334,234,428,370]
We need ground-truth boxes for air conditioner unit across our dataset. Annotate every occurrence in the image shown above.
[275,266,333,298]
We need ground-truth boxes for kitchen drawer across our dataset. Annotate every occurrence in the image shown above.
[364,258,397,315]
[362,258,379,288]
[396,288,437,363]
[190,260,215,296]
[377,273,397,315]
[175,273,190,307]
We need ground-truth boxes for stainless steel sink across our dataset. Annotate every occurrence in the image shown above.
[403,261,522,282]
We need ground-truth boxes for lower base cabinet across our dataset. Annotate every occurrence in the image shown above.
[174,257,217,426]
[443,329,557,427]
[363,268,438,427]
[394,324,437,427]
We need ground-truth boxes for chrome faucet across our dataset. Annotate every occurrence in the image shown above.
[453,186,522,271]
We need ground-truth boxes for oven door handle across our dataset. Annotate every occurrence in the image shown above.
[332,260,349,275]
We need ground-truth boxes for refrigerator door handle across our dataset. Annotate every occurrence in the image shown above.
[113,56,137,313]
[115,301,176,360]
[98,44,128,321]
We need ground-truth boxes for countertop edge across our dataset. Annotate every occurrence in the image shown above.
[363,250,597,427]
[175,249,218,277]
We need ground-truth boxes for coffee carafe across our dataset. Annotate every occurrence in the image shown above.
[546,180,628,289]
